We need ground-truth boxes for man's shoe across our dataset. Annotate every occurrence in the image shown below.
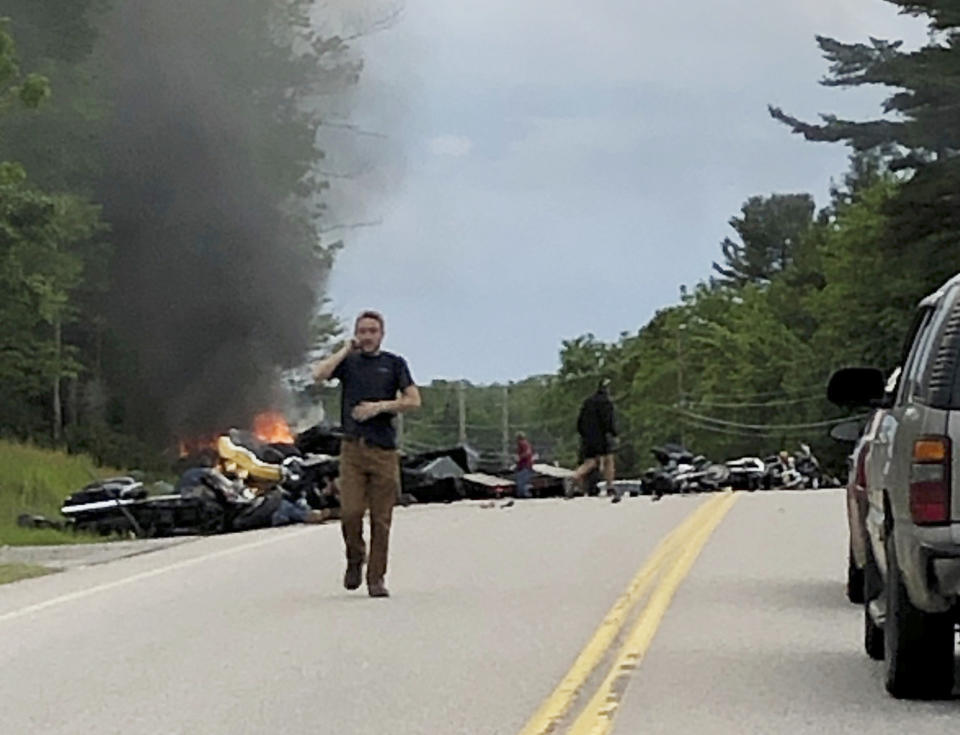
[611,494,622,504]
[368,582,390,598]
[344,562,363,591]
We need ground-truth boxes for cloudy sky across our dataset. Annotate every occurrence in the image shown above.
[325,0,927,385]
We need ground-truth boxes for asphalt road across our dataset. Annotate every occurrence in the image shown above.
[2,490,960,734]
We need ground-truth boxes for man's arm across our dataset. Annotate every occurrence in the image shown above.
[312,341,355,382]
[384,385,422,413]
[351,385,421,422]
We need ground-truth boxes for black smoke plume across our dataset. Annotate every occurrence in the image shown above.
[91,0,357,440]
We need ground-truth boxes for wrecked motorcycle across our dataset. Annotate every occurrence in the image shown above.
[641,445,730,496]
[61,428,342,538]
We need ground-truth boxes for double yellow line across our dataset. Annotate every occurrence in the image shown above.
[517,491,738,735]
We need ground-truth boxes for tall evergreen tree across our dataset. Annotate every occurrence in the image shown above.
[711,194,815,287]
[769,1,960,275]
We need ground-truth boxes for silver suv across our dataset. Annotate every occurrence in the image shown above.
[829,273,960,699]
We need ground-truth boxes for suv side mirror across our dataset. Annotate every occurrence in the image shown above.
[827,367,886,407]
[829,419,864,444]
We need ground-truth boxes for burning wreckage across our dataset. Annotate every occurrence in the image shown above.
[60,423,343,539]
[48,416,539,539]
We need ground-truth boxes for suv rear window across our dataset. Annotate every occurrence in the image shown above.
[916,286,960,408]
[898,307,934,405]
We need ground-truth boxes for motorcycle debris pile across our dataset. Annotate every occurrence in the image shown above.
[17,430,841,539]
[21,425,522,540]
[53,427,345,539]
[636,442,839,499]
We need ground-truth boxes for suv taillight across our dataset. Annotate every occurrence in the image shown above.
[910,436,951,525]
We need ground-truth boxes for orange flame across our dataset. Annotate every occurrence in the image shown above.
[253,411,294,444]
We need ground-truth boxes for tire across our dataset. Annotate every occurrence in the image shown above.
[705,464,731,488]
[847,544,865,604]
[884,531,954,699]
[863,539,884,661]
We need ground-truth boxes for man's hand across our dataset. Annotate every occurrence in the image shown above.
[313,339,357,382]
[351,387,421,422]
[351,401,383,422]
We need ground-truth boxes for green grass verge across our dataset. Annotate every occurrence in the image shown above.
[0,563,58,585]
[0,441,123,546]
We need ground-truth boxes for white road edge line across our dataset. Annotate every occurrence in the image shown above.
[0,526,316,626]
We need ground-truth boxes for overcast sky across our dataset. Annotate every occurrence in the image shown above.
[325,0,927,385]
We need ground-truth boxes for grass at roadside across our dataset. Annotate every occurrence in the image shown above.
[0,441,123,546]
[0,562,58,585]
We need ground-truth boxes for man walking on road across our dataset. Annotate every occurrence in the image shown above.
[566,379,620,502]
[313,310,421,598]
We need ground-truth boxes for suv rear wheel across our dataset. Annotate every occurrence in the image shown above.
[884,531,954,699]
[863,539,884,660]
[847,542,865,604]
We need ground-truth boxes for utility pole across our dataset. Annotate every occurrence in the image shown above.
[458,380,467,445]
[501,385,510,465]
[52,314,62,444]
[677,323,686,448]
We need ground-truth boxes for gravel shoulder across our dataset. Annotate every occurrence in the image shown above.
[0,536,200,571]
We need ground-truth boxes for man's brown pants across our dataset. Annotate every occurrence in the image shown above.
[338,438,399,585]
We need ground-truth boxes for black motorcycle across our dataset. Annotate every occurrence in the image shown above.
[641,445,730,496]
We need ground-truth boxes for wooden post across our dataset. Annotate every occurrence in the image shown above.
[501,384,509,465]
[458,381,467,445]
[52,315,62,444]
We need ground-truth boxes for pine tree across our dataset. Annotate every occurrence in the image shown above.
[769,0,960,305]
[711,194,815,287]
[769,3,960,164]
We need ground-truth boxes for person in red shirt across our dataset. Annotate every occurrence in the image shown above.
[515,432,535,499]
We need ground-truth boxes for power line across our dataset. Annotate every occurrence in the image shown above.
[680,418,830,439]
[686,394,825,409]
[682,384,826,400]
[673,408,870,432]
[680,420,785,439]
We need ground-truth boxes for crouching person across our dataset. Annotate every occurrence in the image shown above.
[271,474,340,526]
[271,496,337,526]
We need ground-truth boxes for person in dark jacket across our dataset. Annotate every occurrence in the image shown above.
[566,379,621,502]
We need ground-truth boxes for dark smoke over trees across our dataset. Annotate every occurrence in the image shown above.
[0,1,394,460]
[92,0,348,439]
